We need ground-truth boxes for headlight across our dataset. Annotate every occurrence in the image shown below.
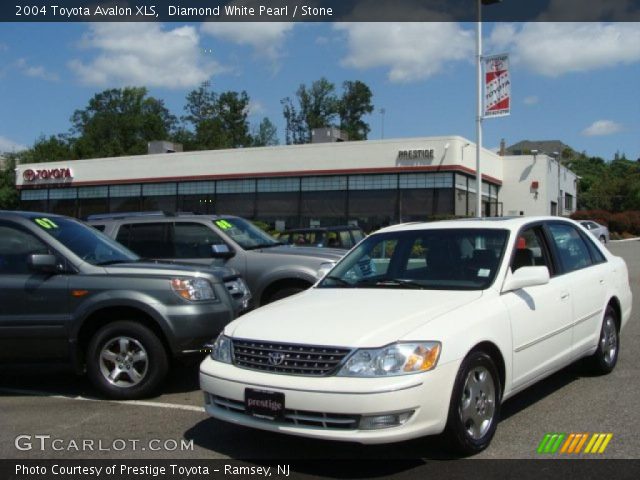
[171,278,217,301]
[210,334,233,364]
[337,342,441,377]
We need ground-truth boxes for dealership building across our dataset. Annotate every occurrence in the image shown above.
[14,135,577,231]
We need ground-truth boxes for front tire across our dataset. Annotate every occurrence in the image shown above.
[86,321,169,400]
[587,306,619,375]
[444,351,501,456]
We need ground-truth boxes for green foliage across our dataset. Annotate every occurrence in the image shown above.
[339,80,374,141]
[71,87,176,158]
[181,82,252,149]
[282,77,374,144]
[251,118,279,147]
[0,154,19,209]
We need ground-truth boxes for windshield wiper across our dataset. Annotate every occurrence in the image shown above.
[244,243,282,250]
[356,278,426,289]
[322,275,353,287]
[95,259,133,266]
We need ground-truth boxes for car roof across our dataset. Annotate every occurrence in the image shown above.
[376,216,579,234]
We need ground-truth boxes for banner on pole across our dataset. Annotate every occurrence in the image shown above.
[484,53,511,118]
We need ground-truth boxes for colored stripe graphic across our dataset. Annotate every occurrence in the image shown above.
[538,433,613,454]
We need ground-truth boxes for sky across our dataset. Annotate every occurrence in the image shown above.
[0,21,638,161]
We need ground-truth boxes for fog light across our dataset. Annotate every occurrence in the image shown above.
[359,411,414,430]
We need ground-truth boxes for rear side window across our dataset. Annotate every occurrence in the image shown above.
[0,225,50,274]
[118,223,172,258]
[173,223,226,258]
[547,223,593,273]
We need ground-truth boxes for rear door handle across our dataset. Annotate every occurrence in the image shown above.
[560,292,570,300]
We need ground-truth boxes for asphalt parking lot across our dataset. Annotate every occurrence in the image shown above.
[1,240,639,461]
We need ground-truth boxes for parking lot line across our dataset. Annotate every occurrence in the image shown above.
[0,387,206,413]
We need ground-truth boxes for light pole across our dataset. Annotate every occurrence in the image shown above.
[476,0,502,218]
[380,108,386,139]
[552,151,561,216]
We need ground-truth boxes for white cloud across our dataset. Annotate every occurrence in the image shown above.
[69,23,224,89]
[246,100,266,117]
[336,23,474,83]
[201,22,293,63]
[488,23,640,77]
[523,96,539,106]
[582,120,623,136]
[0,135,27,153]
[15,58,59,82]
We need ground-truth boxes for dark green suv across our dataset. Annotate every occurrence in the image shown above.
[0,211,238,399]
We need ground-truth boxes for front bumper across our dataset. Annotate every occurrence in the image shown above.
[199,356,460,444]
[163,303,235,355]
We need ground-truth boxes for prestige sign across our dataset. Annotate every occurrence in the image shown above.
[23,168,73,182]
[398,149,435,160]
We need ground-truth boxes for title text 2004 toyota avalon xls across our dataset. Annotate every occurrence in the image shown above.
[200,217,632,454]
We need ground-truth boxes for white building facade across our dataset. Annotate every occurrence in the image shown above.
[15,136,577,231]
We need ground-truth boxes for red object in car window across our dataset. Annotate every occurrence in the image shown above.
[517,237,527,249]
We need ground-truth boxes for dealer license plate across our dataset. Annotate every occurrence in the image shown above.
[244,388,285,420]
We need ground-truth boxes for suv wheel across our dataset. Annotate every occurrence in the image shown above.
[86,321,169,399]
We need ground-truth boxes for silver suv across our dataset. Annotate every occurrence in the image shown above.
[89,213,345,306]
[0,211,239,399]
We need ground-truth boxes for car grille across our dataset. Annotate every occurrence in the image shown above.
[231,339,352,376]
[207,394,359,430]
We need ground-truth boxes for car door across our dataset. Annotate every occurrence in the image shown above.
[0,221,71,362]
[502,225,574,390]
[546,222,608,360]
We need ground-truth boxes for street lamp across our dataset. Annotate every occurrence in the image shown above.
[552,151,561,216]
[476,0,502,218]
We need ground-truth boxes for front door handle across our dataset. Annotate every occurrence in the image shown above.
[560,292,570,300]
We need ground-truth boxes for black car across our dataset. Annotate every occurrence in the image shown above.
[0,211,239,399]
[277,226,365,250]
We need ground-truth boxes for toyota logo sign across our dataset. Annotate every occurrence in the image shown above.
[22,168,72,182]
[268,352,287,366]
[23,169,36,182]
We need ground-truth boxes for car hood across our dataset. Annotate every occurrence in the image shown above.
[253,245,345,262]
[102,261,222,279]
[131,259,240,280]
[225,288,483,348]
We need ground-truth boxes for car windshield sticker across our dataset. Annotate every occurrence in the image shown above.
[478,268,491,278]
[215,219,234,230]
[34,218,59,229]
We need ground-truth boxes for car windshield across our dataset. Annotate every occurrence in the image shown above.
[318,228,509,291]
[31,216,139,265]
[213,217,281,250]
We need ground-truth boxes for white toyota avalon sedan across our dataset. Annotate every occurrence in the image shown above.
[200,217,632,454]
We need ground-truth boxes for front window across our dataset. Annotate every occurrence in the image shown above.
[319,228,509,290]
[32,216,138,265]
[213,217,281,250]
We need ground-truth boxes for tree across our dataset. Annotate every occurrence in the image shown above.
[18,135,74,164]
[251,118,279,147]
[281,78,374,144]
[282,77,339,144]
[182,83,252,150]
[339,80,374,141]
[71,87,176,158]
[0,153,19,209]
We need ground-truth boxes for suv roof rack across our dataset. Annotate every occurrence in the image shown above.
[86,211,170,221]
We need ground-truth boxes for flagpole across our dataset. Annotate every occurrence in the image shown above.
[476,0,483,218]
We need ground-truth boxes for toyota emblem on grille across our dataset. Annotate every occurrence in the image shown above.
[268,352,286,366]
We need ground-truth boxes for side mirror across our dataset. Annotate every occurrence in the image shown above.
[211,244,235,259]
[502,266,550,293]
[28,254,58,274]
[316,261,335,280]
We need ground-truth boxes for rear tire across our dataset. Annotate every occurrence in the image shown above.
[443,351,501,456]
[587,306,619,375]
[86,321,169,400]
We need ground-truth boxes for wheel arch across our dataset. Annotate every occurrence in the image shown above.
[607,296,622,331]
[74,306,173,371]
[259,277,314,305]
[467,341,506,396]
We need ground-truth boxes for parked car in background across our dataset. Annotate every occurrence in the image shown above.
[89,213,345,306]
[580,220,610,244]
[0,211,239,399]
[277,226,365,250]
[200,216,632,454]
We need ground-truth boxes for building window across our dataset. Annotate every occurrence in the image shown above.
[20,189,48,213]
[399,173,453,189]
[49,188,77,216]
[217,179,255,194]
[564,193,573,211]
[301,176,347,191]
[109,184,141,213]
[142,183,177,212]
[78,186,109,218]
[257,177,300,192]
[178,181,215,195]
[349,174,397,190]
